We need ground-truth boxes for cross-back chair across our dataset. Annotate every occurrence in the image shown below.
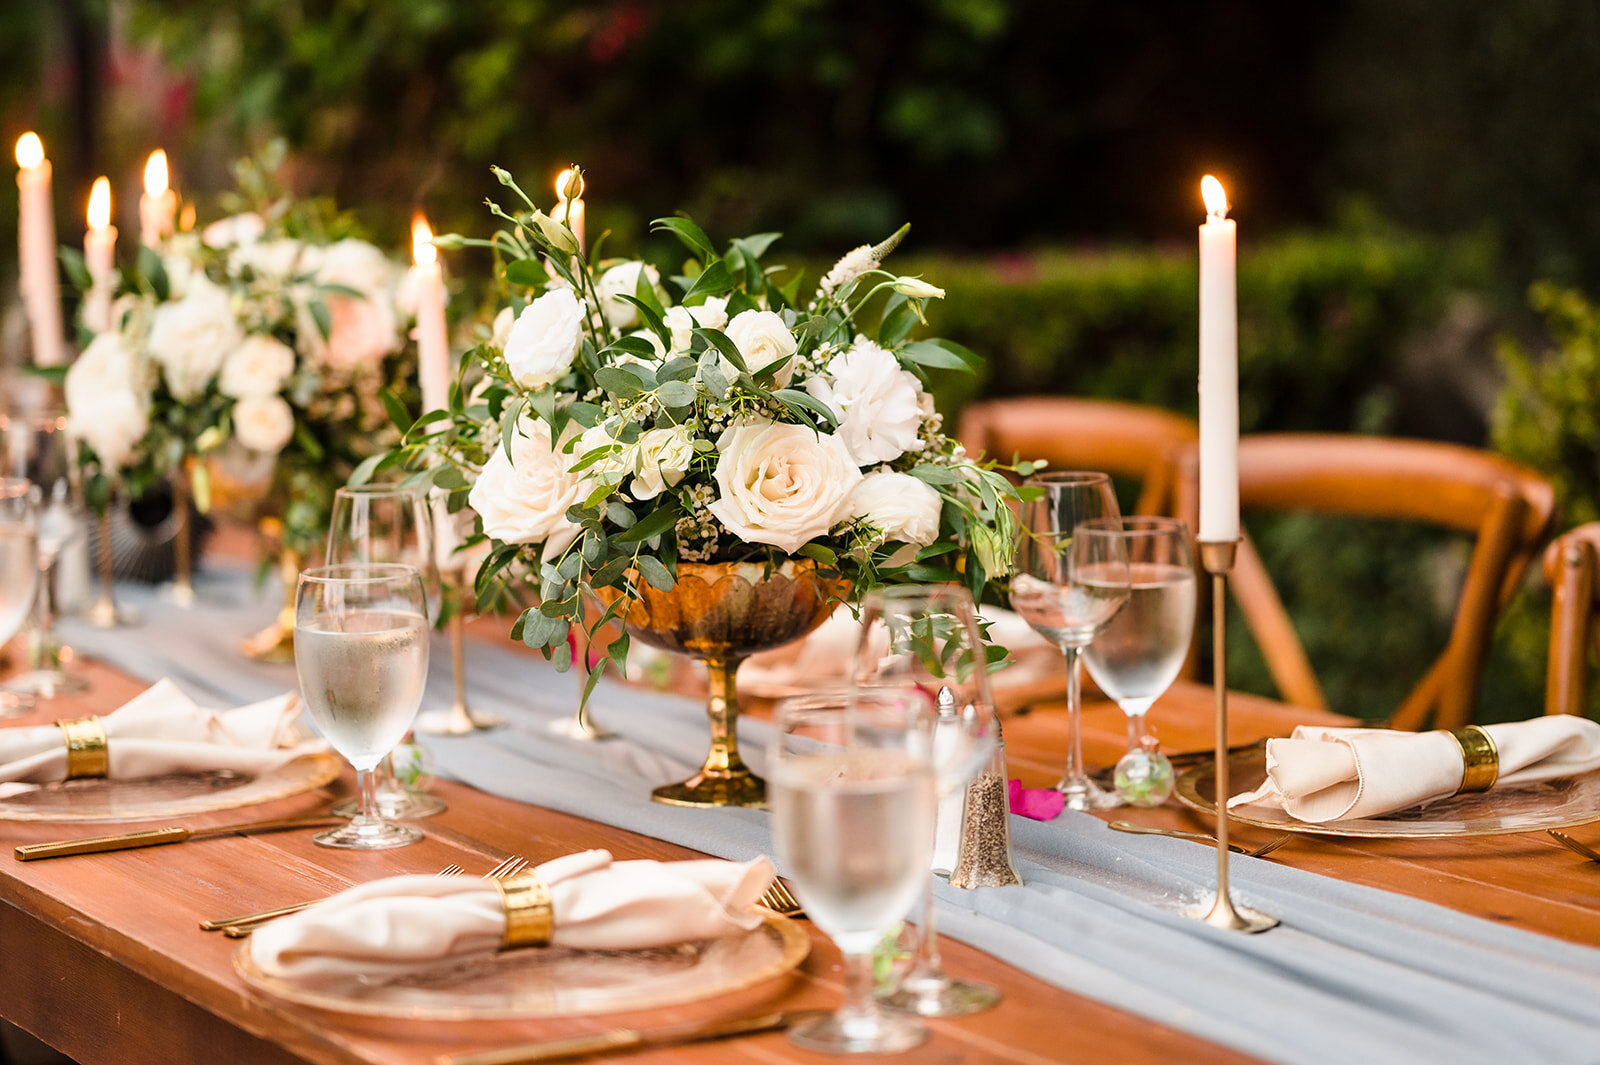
[1543,523,1600,717]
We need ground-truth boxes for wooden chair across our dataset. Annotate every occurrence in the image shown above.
[957,397,1197,516]
[1174,434,1556,730]
[1543,524,1600,717]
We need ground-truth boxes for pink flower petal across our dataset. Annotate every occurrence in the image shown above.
[1008,778,1065,821]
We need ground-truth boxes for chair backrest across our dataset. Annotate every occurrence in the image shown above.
[1174,433,1556,730]
[1543,524,1600,717]
[957,397,1198,516]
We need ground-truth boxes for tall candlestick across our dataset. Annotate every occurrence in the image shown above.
[553,168,586,254]
[84,177,116,335]
[1197,174,1239,543]
[411,214,449,412]
[14,133,65,366]
[140,150,176,248]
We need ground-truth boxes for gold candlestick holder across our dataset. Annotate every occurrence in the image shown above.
[238,544,299,662]
[415,599,504,735]
[87,503,138,628]
[169,468,196,607]
[1189,539,1278,934]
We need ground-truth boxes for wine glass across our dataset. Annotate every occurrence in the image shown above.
[324,483,447,819]
[1011,471,1129,810]
[1080,517,1195,806]
[769,688,937,1054]
[853,585,1001,1017]
[293,563,430,849]
[0,409,88,698]
[0,479,40,716]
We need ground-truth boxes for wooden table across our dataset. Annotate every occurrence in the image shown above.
[2,646,1597,1065]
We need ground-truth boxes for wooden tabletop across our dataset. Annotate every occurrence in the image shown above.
[2,642,1597,1065]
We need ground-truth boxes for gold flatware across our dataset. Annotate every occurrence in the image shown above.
[758,878,803,917]
[437,1009,824,1065]
[14,814,341,862]
[1548,829,1600,862]
[1108,820,1292,858]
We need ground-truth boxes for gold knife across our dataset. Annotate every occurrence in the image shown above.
[14,815,340,861]
[437,1009,823,1065]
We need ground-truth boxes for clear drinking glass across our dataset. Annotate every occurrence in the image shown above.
[294,563,430,849]
[1080,518,1195,806]
[324,483,446,819]
[0,479,40,716]
[0,410,88,697]
[1011,471,1129,810]
[853,585,1001,1017]
[769,689,937,1054]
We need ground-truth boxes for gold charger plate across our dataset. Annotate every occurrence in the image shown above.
[1176,748,1600,838]
[0,751,342,822]
[232,914,810,1020]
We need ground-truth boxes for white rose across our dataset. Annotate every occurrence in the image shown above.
[300,239,401,372]
[804,337,926,465]
[467,417,586,559]
[631,426,694,500]
[147,281,243,400]
[723,309,798,385]
[201,212,265,250]
[503,288,586,388]
[219,334,296,399]
[849,471,942,547]
[708,421,861,552]
[67,394,149,471]
[66,334,154,469]
[665,296,729,353]
[596,261,661,330]
[231,395,296,454]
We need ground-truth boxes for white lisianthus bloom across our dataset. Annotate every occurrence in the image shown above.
[467,417,587,559]
[723,309,799,385]
[147,280,243,400]
[631,425,695,500]
[232,395,296,454]
[849,471,942,547]
[504,289,586,388]
[628,328,667,361]
[665,295,729,353]
[201,212,265,250]
[708,421,861,553]
[596,261,661,330]
[817,245,876,299]
[299,239,402,372]
[65,333,154,469]
[573,423,631,489]
[804,337,927,465]
[219,334,297,399]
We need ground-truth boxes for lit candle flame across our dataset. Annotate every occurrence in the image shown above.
[144,150,169,197]
[88,177,111,230]
[1201,175,1229,220]
[412,213,437,267]
[15,132,44,170]
[554,167,585,203]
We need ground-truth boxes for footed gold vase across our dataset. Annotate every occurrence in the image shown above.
[601,559,842,809]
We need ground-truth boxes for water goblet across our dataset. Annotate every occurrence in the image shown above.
[853,584,1001,1017]
[293,563,430,850]
[1080,517,1196,806]
[0,479,40,716]
[770,689,937,1054]
[1011,471,1130,809]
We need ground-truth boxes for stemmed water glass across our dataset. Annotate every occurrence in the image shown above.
[1,410,88,698]
[853,585,1001,1017]
[324,483,447,819]
[769,689,937,1055]
[0,479,41,716]
[293,563,430,849]
[1011,471,1130,810]
[1080,518,1196,806]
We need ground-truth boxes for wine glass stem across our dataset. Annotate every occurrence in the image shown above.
[1126,709,1148,753]
[1063,643,1088,788]
[840,949,881,1025]
[354,767,384,827]
[30,555,61,669]
[911,871,945,979]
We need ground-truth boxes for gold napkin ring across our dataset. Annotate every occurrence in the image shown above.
[1448,724,1499,794]
[57,717,109,780]
[495,871,553,950]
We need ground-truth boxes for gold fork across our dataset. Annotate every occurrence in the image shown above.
[1549,830,1600,862]
[759,878,803,917]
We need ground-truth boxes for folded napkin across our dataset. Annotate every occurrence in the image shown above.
[1229,718,1600,822]
[250,849,776,980]
[0,679,321,788]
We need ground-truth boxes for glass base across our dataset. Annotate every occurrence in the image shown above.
[4,669,89,698]
[788,1006,927,1055]
[546,713,617,741]
[1058,773,1119,811]
[313,818,423,850]
[415,706,505,735]
[0,691,35,718]
[651,768,766,808]
[882,972,1001,1017]
[332,789,446,820]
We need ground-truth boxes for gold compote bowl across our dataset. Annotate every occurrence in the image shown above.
[600,559,842,808]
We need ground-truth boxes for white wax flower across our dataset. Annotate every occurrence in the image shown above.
[300,239,403,372]
[65,333,154,470]
[804,337,927,465]
[708,421,861,552]
[723,309,798,385]
[219,334,297,399]
[147,280,243,400]
[504,288,586,388]
[467,417,586,559]
[232,395,296,454]
[596,261,661,331]
[631,426,694,500]
[849,471,942,547]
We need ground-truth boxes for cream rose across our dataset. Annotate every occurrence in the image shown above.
[146,281,243,400]
[724,309,798,385]
[848,471,942,547]
[65,333,154,469]
[631,426,694,500]
[219,334,297,399]
[596,261,661,330]
[708,421,861,552]
[504,289,586,388]
[665,296,729,353]
[300,239,401,372]
[467,417,586,558]
[804,337,926,465]
[232,395,296,454]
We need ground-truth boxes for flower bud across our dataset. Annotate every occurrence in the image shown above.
[892,277,946,300]
[528,210,580,255]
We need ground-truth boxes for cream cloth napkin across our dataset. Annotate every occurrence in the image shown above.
[1229,718,1600,823]
[250,849,776,980]
[0,679,321,788]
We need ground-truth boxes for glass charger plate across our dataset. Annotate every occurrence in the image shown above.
[739,648,1059,701]
[1176,749,1600,838]
[233,914,809,1020]
[0,752,342,822]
